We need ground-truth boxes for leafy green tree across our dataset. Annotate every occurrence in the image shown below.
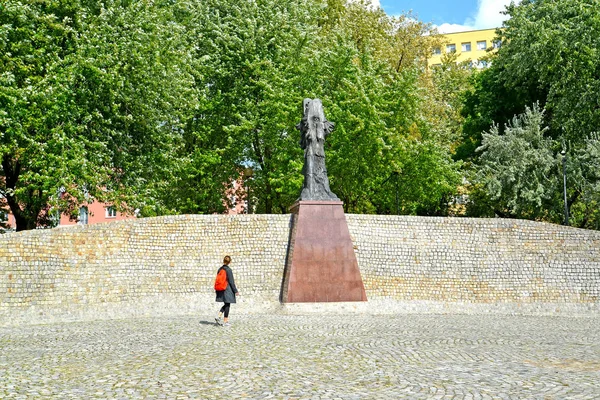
[182,0,458,215]
[75,0,199,217]
[183,0,322,214]
[462,0,600,228]
[457,53,530,161]
[460,0,600,159]
[1,0,89,230]
[424,53,475,153]
[0,0,198,230]
[289,1,461,215]
[1,0,465,227]
[471,104,558,219]
[498,0,600,143]
[568,135,600,229]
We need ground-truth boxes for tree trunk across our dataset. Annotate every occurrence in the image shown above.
[13,213,37,232]
[2,156,38,231]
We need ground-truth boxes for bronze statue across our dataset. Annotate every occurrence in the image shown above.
[296,99,339,201]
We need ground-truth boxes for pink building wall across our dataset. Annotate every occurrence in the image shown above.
[225,178,248,215]
[1,200,134,231]
[2,173,248,231]
[58,200,135,226]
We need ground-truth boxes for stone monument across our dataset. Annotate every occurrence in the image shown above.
[281,99,367,303]
[296,98,339,201]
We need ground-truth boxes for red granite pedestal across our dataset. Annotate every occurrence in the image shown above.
[281,201,367,303]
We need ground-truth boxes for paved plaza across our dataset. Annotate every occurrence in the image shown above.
[1,313,599,399]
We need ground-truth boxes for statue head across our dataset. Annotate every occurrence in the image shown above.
[296,98,335,146]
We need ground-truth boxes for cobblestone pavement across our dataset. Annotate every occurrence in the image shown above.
[1,314,599,399]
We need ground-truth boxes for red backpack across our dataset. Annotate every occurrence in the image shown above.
[214,267,228,291]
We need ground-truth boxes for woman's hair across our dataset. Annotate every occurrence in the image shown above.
[223,255,231,265]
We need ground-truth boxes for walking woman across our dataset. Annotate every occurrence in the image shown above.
[215,255,239,326]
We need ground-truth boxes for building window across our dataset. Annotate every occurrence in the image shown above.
[493,40,502,49]
[475,60,489,69]
[432,47,441,55]
[461,42,471,52]
[446,44,456,53]
[0,209,7,223]
[477,41,487,50]
[79,206,89,225]
[105,206,117,218]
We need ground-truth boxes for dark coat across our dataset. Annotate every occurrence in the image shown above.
[215,265,238,304]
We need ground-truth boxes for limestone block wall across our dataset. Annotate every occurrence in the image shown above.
[1,214,599,325]
[348,216,600,315]
[0,215,291,326]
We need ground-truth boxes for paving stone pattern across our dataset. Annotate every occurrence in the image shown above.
[1,313,599,399]
[1,215,600,326]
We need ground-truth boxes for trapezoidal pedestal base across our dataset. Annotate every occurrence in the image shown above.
[281,201,367,303]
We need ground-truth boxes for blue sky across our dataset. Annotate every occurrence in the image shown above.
[377,0,518,33]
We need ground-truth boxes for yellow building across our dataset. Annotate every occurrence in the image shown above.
[428,28,501,68]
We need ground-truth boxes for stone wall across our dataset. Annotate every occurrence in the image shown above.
[348,215,600,315]
[1,214,599,325]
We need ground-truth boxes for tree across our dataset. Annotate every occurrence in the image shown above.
[423,53,475,154]
[183,0,322,214]
[471,104,558,219]
[498,0,600,143]
[460,0,600,159]
[461,0,600,228]
[568,134,600,229]
[180,0,461,215]
[295,1,461,215]
[1,0,465,227]
[0,0,198,230]
[1,0,88,230]
[67,0,199,217]
[457,52,532,162]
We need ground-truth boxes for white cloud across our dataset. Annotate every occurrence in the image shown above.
[437,23,474,34]
[468,0,517,29]
[436,0,520,34]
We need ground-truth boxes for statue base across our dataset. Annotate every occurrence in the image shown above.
[281,201,367,303]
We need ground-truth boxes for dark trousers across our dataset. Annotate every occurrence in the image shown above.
[219,303,231,318]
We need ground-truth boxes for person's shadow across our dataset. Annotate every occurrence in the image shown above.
[198,320,219,326]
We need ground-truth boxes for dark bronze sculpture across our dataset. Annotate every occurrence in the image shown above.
[296,99,339,201]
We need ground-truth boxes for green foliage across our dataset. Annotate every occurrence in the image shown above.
[72,0,199,215]
[569,134,600,229]
[462,0,600,229]
[472,104,558,219]
[498,0,600,142]
[459,0,600,159]
[1,0,198,230]
[309,3,461,214]
[425,53,475,153]
[1,0,465,229]
[1,0,89,230]
[182,0,322,214]
[179,0,461,215]
[456,43,543,163]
